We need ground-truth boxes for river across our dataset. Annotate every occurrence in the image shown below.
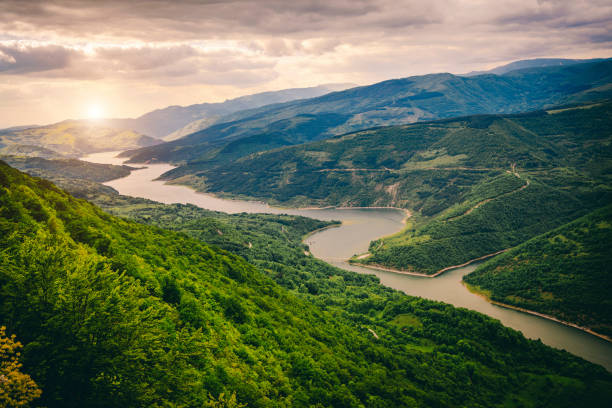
[83,151,612,371]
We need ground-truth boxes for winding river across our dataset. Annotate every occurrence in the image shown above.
[83,151,612,371]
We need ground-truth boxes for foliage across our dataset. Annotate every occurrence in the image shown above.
[0,326,42,408]
[2,162,612,407]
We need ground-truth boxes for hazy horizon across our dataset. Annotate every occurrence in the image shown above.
[1,0,611,127]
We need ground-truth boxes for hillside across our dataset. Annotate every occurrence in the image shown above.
[108,84,351,140]
[464,205,612,338]
[0,156,136,183]
[153,101,612,276]
[0,120,160,158]
[122,59,612,168]
[2,162,612,407]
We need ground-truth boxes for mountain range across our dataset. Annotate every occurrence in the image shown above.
[107,83,354,140]
[122,59,612,173]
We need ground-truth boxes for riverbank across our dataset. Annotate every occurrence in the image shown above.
[463,282,612,344]
[350,249,509,278]
[301,222,342,241]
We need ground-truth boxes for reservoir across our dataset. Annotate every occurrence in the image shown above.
[83,151,612,371]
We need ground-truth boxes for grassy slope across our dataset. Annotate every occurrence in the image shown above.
[463,205,612,338]
[2,162,612,407]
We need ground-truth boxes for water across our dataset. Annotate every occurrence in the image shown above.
[83,151,612,371]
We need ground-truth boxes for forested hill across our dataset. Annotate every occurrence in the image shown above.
[464,205,612,338]
[2,162,612,407]
[152,101,612,278]
[123,59,612,166]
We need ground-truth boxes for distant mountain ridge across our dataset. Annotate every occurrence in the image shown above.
[0,119,160,158]
[107,83,354,140]
[462,57,606,76]
[123,59,612,171]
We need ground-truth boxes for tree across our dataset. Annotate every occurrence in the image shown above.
[0,326,41,407]
[206,392,246,408]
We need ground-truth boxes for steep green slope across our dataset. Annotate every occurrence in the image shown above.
[145,102,612,275]
[2,163,612,407]
[464,205,612,338]
[0,120,159,158]
[123,59,612,169]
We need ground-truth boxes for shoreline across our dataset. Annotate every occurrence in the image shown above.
[463,282,612,344]
[107,157,411,217]
[350,249,509,278]
[302,223,343,241]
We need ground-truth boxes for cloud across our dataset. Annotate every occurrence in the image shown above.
[0,0,440,40]
[0,42,278,87]
[0,43,77,73]
[0,0,610,127]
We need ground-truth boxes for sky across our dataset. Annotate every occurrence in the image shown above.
[0,0,611,127]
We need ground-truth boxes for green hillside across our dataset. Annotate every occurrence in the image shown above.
[0,120,159,158]
[2,162,612,407]
[464,205,612,338]
[140,102,612,275]
[123,59,612,170]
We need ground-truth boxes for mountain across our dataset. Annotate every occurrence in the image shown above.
[122,59,612,171]
[463,58,605,76]
[157,100,612,278]
[1,161,611,407]
[464,205,612,338]
[0,120,160,158]
[108,84,353,140]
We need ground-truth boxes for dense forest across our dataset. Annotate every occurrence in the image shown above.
[2,161,612,407]
[464,205,612,338]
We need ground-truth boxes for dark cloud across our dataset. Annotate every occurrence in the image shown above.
[0,0,439,40]
[0,43,76,73]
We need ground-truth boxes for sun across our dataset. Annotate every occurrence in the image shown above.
[86,104,105,120]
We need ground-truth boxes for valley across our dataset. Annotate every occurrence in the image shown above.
[80,151,612,371]
[4,1,612,406]
[1,48,611,406]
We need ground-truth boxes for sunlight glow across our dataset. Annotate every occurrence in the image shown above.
[86,104,105,119]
